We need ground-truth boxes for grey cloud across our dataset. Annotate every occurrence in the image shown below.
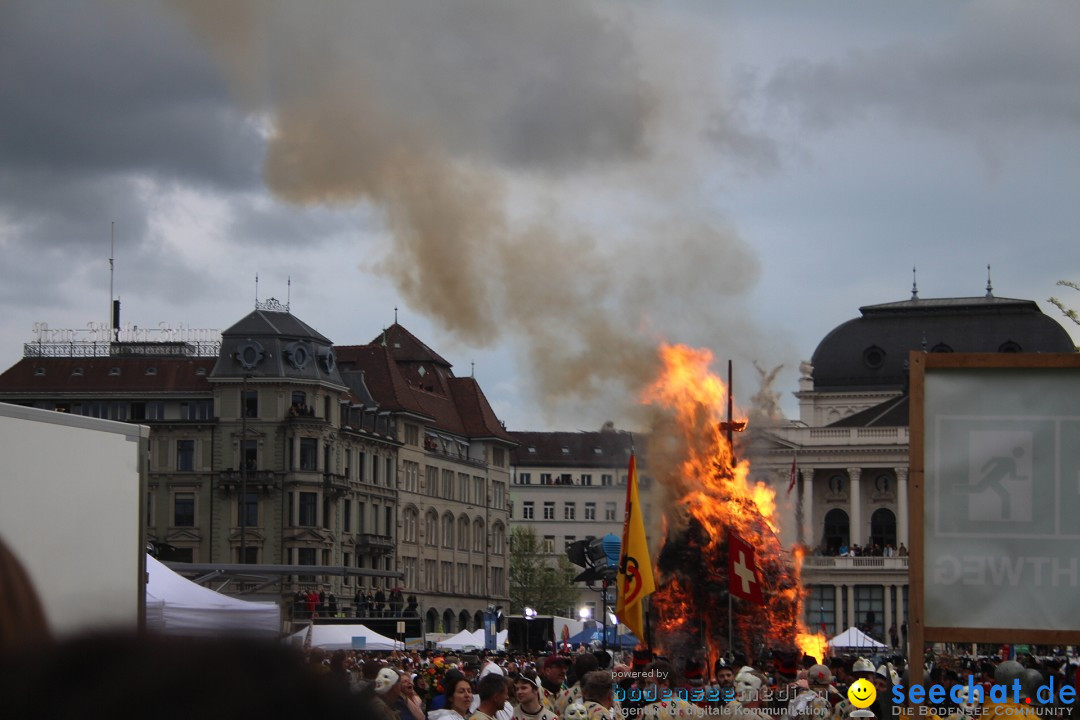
[0,0,261,188]
[760,2,1080,138]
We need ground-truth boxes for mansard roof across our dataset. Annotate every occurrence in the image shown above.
[0,356,214,395]
[211,308,344,386]
[810,295,1075,391]
[337,325,513,444]
[510,428,638,467]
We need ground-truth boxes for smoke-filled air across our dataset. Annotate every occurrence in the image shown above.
[167,0,771,432]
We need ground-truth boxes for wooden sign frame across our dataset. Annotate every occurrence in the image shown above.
[908,352,1080,687]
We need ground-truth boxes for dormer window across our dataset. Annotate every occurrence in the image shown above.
[34,367,45,377]
[109,367,121,376]
[146,367,157,376]
[71,367,84,377]
[560,447,570,454]
[527,446,536,453]
[195,367,207,376]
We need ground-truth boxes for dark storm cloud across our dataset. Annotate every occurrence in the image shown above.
[0,0,261,187]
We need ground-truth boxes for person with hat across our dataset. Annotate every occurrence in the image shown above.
[513,670,557,720]
[539,656,569,712]
[637,660,698,720]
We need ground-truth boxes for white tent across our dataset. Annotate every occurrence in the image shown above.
[145,555,281,638]
[286,623,399,651]
[438,628,483,650]
[828,627,888,650]
[437,628,509,650]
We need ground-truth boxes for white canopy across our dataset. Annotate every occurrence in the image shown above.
[437,628,509,650]
[286,623,399,651]
[438,628,483,650]
[145,555,281,638]
[828,627,888,650]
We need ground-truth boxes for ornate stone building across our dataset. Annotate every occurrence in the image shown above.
[751,291,1075,643]
[0,304,513,632]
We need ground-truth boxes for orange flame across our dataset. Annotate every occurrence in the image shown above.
[642,343,821,669]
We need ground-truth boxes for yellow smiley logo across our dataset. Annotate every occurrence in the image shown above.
[847,678,877,709]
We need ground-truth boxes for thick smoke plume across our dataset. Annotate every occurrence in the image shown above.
[169,0,768,428]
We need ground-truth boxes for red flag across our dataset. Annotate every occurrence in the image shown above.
[727,529,765,605]
[786,455,798,495]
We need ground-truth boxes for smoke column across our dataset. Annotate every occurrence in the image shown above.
[169,0,772,429]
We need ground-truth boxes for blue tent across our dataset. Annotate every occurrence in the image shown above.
[567,625,639,647]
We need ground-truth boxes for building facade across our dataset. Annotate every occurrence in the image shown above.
[750,292,1076,645]
[0,304,513,633]
[508,427,645,620]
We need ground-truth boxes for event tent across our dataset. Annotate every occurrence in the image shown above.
[828,627,888,651]
[437,628,509,650]
[145,555,281,638]
[438,628,483,650]
[286,623,399,651]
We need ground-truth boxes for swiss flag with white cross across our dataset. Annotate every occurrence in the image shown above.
[727,529,765,605]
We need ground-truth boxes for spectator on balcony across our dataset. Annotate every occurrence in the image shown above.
[884,544,895,557]
[838,543,849,557]
[389,588,404,617]
[898,543,909,557]
[405,595,418,617]
[328,592,339,616]
[374,587,386,617]
[306,588,319,618]
[355,589,369,618]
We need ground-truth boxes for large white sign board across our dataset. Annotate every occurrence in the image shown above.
[0,404,148,636]
[924,367,1080,629]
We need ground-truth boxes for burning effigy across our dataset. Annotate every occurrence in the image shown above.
[641,343,826,674]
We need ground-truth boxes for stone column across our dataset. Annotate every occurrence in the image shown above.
[848,467,862,547]
[801,467,815,549]
[834,585,844,635]
[846,584,856,630]
[884,585,893,646]
[896,467,909,548]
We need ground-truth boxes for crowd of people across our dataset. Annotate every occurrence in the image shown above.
[291,586,419,619]
[813,543,909,558]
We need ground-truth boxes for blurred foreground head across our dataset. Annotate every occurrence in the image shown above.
[0,534,51,650]
[0,633,368,718]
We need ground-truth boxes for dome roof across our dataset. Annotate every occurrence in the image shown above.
[210,308,344,385]
[810,296,1075,391]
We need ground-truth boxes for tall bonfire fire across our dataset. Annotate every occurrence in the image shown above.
[641,343,826,674]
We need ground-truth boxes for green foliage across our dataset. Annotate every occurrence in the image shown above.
[1048,280,1080,350]
[508,526,580,616]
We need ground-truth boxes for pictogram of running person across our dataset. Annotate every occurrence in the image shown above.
[953,446,1028,521]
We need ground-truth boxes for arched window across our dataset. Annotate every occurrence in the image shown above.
[442,513,454,548]
[458,515,470,550]
[458,609,470,632]
[442,609,455,634]
[823,508,850,554]
[870,508,897,550]
[492,523,506,555]
[474,610,484,632]
[472,518,485,553]
[403,507,419,544]
[425,511,438,547]
[426,608,439,634]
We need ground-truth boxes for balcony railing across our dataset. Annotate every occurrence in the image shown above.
[323,472,349,496]
[356,533,394,553]
[218,469,277,493]
[802,556,909,570]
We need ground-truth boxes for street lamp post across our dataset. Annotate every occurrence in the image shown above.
[240,375,250,564]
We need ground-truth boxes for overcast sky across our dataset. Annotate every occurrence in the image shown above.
[2,0,1078,431]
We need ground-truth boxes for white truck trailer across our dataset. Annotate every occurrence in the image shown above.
[0,403,149,636]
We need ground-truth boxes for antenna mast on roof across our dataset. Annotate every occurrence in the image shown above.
[255,273,259,308]
[986,264,994,298]
[108,222,115,334]
[287,276,291,312]
[394,306,398,324]
[911,266,919,300]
